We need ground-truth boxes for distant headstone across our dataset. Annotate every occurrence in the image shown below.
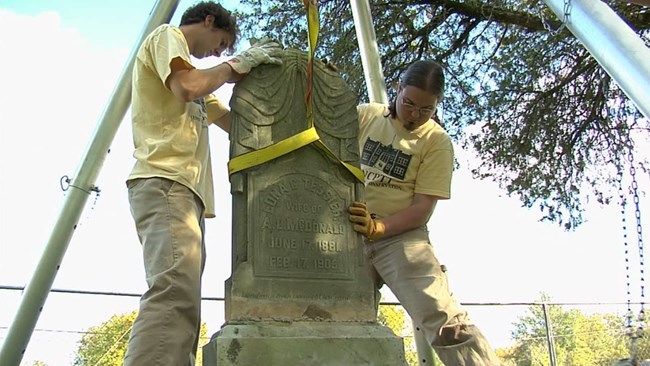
[203,48,407,366]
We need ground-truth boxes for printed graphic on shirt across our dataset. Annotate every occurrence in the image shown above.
[361,138,412,180]
[363,169,404,191]
[191,98,208,127]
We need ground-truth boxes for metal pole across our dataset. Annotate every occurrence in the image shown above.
[543,0,650,120]
[0,1,180,365]
[412,322,436,366]
[542,303,558,366]
[350,0,388,104]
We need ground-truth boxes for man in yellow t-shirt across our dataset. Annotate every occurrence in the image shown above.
[349,60,502,365]
[124,2,282,365]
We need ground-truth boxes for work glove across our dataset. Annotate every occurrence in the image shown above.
[225,37,283,75]
[348,201,385,241]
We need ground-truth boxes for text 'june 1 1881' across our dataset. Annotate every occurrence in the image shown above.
[269,237,343,252]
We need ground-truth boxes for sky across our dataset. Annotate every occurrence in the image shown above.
[0,0,648,365]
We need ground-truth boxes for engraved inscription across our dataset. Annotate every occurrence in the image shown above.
[262,217,345,234]
[268,237,342,252]
[253,173,351,279]
[268,256,338,270]
[260,176,343,221]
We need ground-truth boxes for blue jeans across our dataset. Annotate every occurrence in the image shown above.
[124,177,206,366]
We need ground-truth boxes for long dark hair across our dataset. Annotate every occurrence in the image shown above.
[386,60,445,123]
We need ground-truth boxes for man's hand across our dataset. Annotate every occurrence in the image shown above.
[225,38,283,75]
[348,201,385,241]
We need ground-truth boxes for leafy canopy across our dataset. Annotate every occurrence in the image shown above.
[237,0,650,230]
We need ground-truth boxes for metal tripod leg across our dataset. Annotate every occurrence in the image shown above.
[413,319,435,366]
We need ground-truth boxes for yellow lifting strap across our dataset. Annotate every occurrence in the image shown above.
[228,126,319,175]
[227,0,364,183]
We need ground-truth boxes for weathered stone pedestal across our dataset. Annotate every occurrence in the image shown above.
[202,49,407,365]
[203,322,406,365]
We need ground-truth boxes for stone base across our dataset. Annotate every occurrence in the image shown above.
[202,322,408,366]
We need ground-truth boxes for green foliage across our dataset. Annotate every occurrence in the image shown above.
[73,311,136,366]
[237,0,650,230]
[505,293,634,365]
[73,311,209,366]
[378,304,420,365]
[378,304,407,335]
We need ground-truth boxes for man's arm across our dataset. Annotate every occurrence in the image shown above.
[380,193,438,238]
[212,112,231,133]
[167,38,284,103]
[167,60,237,103]
[349,193,439,241]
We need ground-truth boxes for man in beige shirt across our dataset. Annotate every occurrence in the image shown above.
[124,2,282,365]
[349,60,501,365]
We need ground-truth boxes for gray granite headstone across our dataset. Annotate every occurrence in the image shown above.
[203,49,407,365]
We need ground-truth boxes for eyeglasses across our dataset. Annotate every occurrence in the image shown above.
[400,96,435,115]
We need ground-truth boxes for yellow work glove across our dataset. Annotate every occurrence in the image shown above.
[348,201,385,241]
[225,37,283,75]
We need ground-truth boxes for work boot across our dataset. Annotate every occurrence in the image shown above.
[432,324,502,366]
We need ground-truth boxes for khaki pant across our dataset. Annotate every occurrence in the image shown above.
[124,178,206,366]
[365,228,501,366]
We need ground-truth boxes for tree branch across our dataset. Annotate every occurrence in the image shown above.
[412,0,550,32]
[406,0,648,33]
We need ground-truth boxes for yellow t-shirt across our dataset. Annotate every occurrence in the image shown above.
[357,103,454,219]
[128,24,228,218]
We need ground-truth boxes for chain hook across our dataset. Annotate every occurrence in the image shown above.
[539,0,571,34]
[60,175,71,191]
